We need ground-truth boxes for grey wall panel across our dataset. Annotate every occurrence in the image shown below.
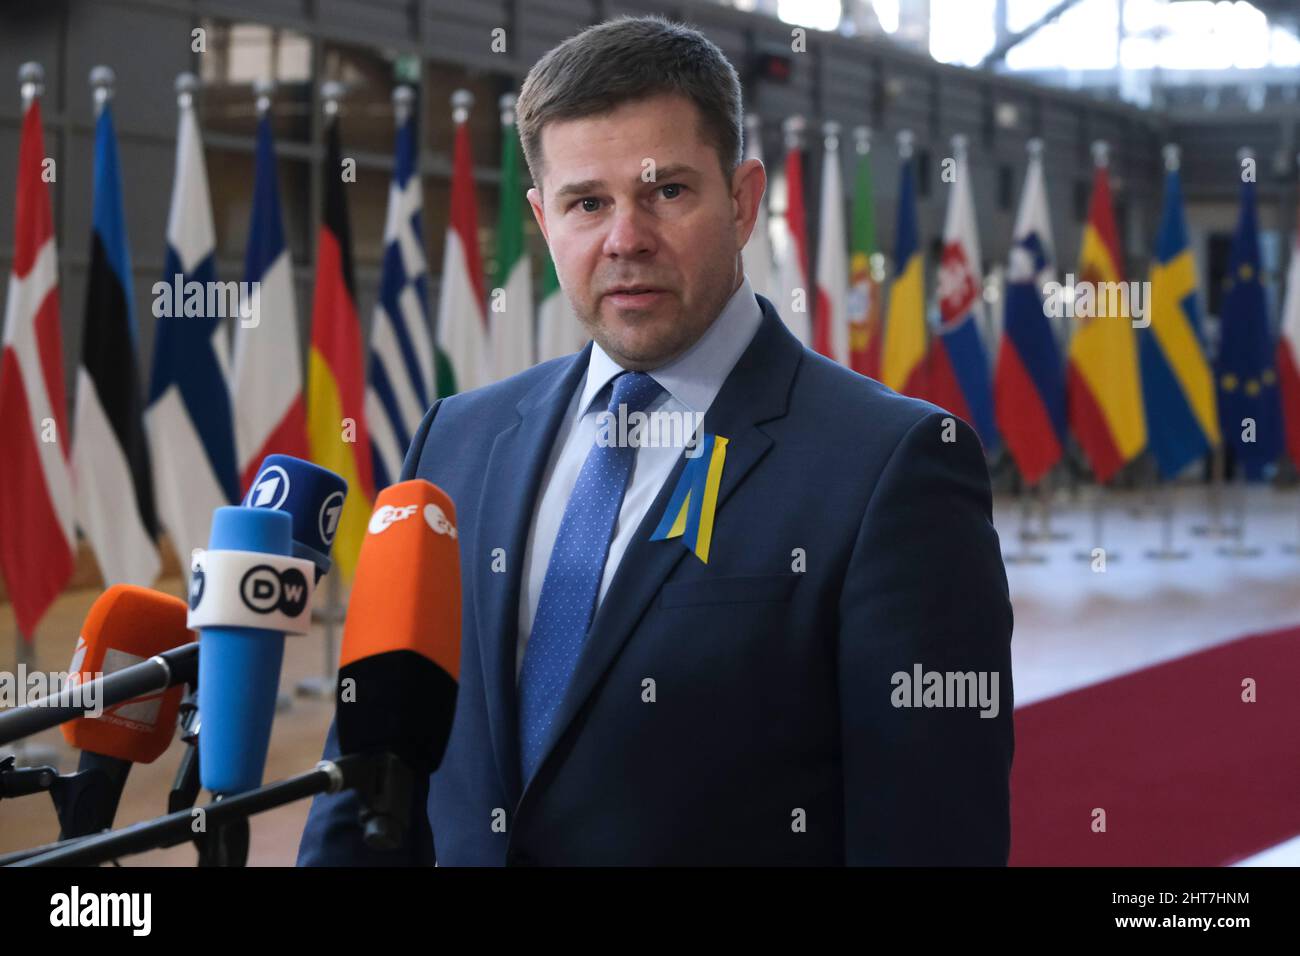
[0,5,63,120]
[63,2,193,139]
[317,0,412,45]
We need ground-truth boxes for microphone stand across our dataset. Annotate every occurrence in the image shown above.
[7,752,405,867]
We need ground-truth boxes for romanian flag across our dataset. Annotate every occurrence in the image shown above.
[1066,159,1146,483]
[880,141,926,396]
[1138,157,1219,478]
[306,109,372,578]
[847,132,882,379]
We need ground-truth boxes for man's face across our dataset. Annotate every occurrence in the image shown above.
[526,93,765,371]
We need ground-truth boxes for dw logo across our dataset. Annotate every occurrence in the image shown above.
[239,564,309,617]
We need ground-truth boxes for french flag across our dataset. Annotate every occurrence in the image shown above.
[0,67,75,637]
[923,140,998,449]
[231,103,307,491]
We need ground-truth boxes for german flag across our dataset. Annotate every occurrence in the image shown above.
[307,110,372,578]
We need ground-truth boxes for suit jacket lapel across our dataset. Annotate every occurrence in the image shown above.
[474,344,593,805]
[517,295,805,805]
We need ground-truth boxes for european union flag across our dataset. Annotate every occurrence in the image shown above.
[1216,178,1282,480]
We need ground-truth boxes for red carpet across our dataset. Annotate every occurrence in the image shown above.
[1010,625,1300,866]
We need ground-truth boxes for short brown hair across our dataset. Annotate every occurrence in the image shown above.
[516,15,744,194]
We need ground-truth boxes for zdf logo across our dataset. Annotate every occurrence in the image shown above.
[239,565,309,617]
[369,504,419,534]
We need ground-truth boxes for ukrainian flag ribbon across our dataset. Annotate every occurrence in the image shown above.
[650,434,728,563]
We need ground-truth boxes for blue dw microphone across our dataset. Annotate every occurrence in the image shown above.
[189,506,316,794]
[242,454,348,581]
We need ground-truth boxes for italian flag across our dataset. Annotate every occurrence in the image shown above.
[491,94,534,380]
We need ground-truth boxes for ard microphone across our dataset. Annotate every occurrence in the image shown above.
[336,480,461,846]
[189,506,317,795]
[56,586,193,837]
[242,454,348,580]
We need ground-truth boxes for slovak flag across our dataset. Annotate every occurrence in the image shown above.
[922,140,998,448]
[231,109,308,490]
[0,72,75,636]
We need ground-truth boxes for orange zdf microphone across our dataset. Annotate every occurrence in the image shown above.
[58,585,194,837]
[336,480,461,845]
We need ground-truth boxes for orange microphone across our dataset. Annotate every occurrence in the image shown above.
[335,480,461,846]
[58,585,193,837]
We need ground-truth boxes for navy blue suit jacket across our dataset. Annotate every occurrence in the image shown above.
[298,292,1014,865]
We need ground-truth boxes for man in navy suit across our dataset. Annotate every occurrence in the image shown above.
[299,14,1013,866]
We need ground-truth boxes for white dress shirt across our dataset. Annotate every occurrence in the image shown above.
[516,274,764,680]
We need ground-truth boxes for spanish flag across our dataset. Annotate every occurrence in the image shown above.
[306,108,372,578]
[1066,152,1146,483]
[880,134,926,396]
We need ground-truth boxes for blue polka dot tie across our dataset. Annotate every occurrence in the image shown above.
[517,370,664,784]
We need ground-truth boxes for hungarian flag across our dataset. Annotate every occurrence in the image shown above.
[922,142,998,448]
[1066,159,1147,483]
[536,251,586,361]
[1279,194,1300,469]
[847,134,883,378]
[814,125,849,364]
[434,92,488,396]
[306,111,372,578]
[774,135,812,346]
[1217,176,1282,480]
[880,143,926,396]
[72,95,160,587]
[232,111,308,491]
[994,142,1066,486]
[740,114,775,301]
[365,97,434,492]
[490,94,534,380]
[0,80,74,636]
[1139,157,1220,478]
[146,78,240,566]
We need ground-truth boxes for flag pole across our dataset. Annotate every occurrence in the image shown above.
[7,62,61,768]
[1004,477,1048,564]
[297,79,348,702]
[1217,472,1263,558]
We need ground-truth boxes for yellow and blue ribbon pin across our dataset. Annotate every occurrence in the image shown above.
[650,433,728,563]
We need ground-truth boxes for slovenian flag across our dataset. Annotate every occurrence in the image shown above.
[1138,153,1220,478]
[231,108,308,490]
[1066,150,1147,483]
[365,88,435,492]
[994,141,1066,486]
[880,135,926,397]
[434,90,489,396]
[146,75,240,566]
[306,105,372,578]
[1217,173,1282,480]
[923,139,998,448]
[73,89,160,587]
[0,70,74,636]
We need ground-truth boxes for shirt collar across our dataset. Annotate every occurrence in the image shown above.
[577,274,763,419]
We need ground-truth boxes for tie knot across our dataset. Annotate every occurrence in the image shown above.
[607,370,663,416]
